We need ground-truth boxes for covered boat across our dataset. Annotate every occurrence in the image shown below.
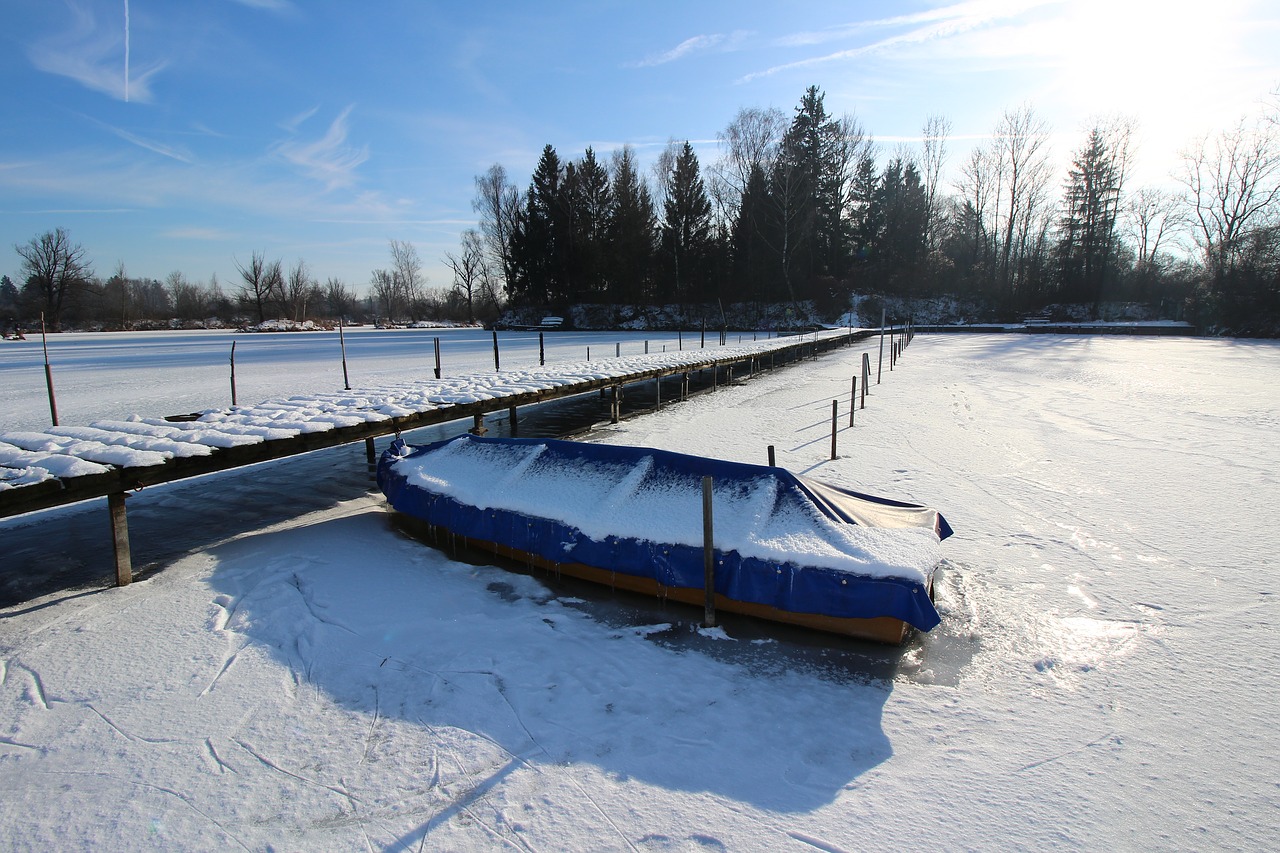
[377,435,953,644]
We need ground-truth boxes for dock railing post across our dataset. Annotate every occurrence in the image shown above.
[702,476,716,628]
[40,313,59,426]
[109,492,131,586]
[338,316,351,390]
[830,400,838,460]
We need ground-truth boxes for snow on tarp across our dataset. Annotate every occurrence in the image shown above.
[378,434,951,631]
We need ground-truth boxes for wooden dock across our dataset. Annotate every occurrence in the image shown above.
[0,330,868,584]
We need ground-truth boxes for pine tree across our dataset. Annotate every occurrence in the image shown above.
[516,144,564,306]
[659,142,713,303]
[1056,128,1122,305]
[607,146,657,304]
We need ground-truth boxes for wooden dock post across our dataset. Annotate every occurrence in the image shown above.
[831,400,838,460]
[338,316,351,390]
[850,377,857,427]
[509,405,519,436]
[365,437,376,465]
[878,309,886,384]
[861,353,870,408]
[470,414,488,435]
[108,492,131,586]
[492,330,501,371]
[702,476,716,628]
[767,445,776,467]
[610,386,621,424]
[229,341,238,407]
[539,332,545,366]
[434,337,442,379]
[40,314,59,427]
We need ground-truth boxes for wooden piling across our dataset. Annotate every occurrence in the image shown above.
[230,341,238,407]
[338,316,351,390]
[539,332,545,366]
[767,445,776,467]
[109,492,131,586]
[40,314,59,427]
[434,337,442,379]
[492,330,501,371]
[831,400,838,460]
[850,377,857,427]
[702,476,716,628]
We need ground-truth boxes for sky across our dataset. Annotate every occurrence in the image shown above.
[1,0,1277,296]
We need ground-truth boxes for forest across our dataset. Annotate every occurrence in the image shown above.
[7,85,1279,336]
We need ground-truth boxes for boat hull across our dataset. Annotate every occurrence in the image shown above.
[378,435,950,645]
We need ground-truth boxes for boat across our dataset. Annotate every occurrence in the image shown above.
[377,435,953,644]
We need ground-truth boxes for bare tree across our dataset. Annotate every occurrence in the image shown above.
[472,165,523,296]
[369,269,398,323]
[15,227,94,330]
[284,259,317,321]
[167,270,208,321]
[235,252,283,324]
[712,106,787,223]
[388,239,426,320]
[322,277,358,320]
[990,105,1054,297]
[444,229,490,324]
[920,113,952,251]
[1124,188,1185,274]
[1178,115,1280,275]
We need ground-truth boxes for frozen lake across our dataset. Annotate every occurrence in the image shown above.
[0,326,769,432]
[2,332,1278,850]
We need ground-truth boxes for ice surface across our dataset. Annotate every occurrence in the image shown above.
[1,332,1277,850]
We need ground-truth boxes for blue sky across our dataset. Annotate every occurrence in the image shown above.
[2,0,1276,295]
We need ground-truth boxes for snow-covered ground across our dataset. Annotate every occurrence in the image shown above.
[0,327,760,433]
[1,333,1277,850]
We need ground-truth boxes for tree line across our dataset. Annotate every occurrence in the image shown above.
[463,84,1279,333]
[8,83,1279,335]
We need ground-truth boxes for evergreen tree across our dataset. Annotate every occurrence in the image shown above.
[732,163,777,303]
[607,145,657,304]
[1056,127,1122,305]
[568,148,613,302]
[875,158,929,294]
[659,142,713,302]
[516,144,564,305]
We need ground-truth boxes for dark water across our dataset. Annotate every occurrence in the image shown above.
[0,371,720,610]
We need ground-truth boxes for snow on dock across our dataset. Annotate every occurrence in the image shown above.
[0,332,852,517]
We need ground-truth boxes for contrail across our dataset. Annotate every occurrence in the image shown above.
[124,0,130,102]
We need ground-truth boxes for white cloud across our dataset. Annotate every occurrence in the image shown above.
[107,127,193,164]
[272,105,370,191]
[740,0,1058,82]
[630,34,726,68]
[28,1,167,103]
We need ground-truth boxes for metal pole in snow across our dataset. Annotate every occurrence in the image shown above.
[850,377,857,427]
[433,337,442,379]
[767,445,776,467]
[229,340,237,407]
[338,316,350,390]
[40,313,59,426]
[492,330,500,371]
[539,331,545,366]
[702,476,716,628]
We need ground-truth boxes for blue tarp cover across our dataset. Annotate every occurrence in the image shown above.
[378,435,951,631]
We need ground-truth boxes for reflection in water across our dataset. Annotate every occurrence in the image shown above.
[0,371,719,609]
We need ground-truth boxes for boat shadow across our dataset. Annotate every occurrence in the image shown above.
[202,508,946,814]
